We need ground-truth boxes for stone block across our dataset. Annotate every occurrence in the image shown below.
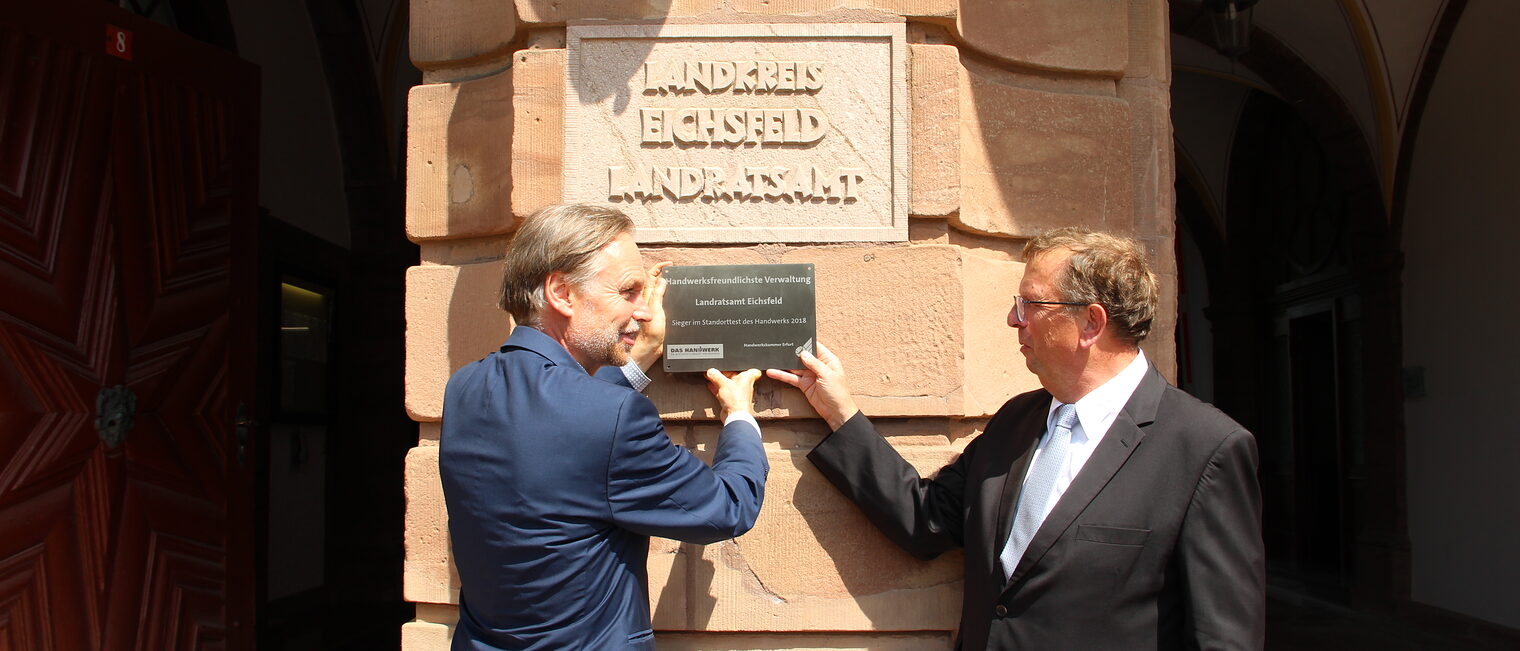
[1144,269,1179,382]
[1121,80,1174,241]
[961,253,1041,415]
[404,445,460,604]
[956,61,1133,238]
[910,218,951,243]
[401,620,453,651]
[515,0,953,22]
[404,605,459,651]
[405,263,512,422]
[508,49,565,219]
[956,0,1127,75]
[419,235,514,267]
[515,0,723,24]
[724,0,952,19]
[410,0,517,70]
[655,632,952,650]
[639,244,966,419]
[660,421,963,631]
[407,50,565,243]
[909,43,960,217]
[864,0,956,18]
[785,245,963,417]
[418,604,459,625]
[640,246,775,271]
[406,72,515,242]
[1126,0,1170,83]
[421,60,514,86]
[1120,79,1176,381]
[727,0,846,13]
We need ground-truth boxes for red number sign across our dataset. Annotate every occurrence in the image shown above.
[106,24,132,60]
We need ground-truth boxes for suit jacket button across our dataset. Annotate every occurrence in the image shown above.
[995,605,1008,617]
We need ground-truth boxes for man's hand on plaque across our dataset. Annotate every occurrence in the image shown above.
[630,261,673,371]
[766,342,859,431]
[706,368,762,421]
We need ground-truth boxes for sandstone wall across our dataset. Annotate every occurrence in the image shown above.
[403,1,1173,647]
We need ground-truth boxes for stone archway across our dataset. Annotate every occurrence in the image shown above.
[1169,14,1412,609]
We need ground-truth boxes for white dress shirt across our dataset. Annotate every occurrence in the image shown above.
[1019,351,1150,523]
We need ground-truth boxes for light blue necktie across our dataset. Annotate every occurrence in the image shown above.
[1000,403,1078,581]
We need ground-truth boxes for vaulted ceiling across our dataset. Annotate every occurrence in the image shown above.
[1171,0,1458,218]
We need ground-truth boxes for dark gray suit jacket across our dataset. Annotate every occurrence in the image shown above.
[808,367,1264,650]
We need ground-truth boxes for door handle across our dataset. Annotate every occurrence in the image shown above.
[235,402,254,466]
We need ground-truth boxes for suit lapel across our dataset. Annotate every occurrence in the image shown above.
[988,396,1053,566]
[1002,367,1168,591]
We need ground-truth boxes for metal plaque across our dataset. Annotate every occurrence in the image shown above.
[662,264,816,372]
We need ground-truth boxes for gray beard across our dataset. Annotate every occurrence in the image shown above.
[567,320,637,369]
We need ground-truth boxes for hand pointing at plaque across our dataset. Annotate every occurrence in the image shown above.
[766,342,859,430]
[630,261,674,371]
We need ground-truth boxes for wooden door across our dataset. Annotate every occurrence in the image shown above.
[0,2,258,649]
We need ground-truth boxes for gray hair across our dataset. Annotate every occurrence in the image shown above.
[499,203,635,326]
[1023,227,1159,345]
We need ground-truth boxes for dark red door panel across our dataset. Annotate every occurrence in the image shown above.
[0,2,257,649]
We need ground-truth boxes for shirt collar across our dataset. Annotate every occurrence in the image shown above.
[1047,350,1150,441]
[502,325,589,374]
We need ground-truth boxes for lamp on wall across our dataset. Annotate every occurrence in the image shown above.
[1206,0,1258,58]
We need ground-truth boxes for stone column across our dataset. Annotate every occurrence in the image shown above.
[402,1,1173,648]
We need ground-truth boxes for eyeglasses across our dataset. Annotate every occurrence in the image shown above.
[1012,295,1089,323]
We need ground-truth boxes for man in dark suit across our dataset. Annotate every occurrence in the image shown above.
[440,203,769,650]
[769,228,1264,649]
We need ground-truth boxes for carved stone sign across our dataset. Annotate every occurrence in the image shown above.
[566,23,908,243]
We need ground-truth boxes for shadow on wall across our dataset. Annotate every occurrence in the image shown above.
[790,445,967,629]
[649,424,965,633]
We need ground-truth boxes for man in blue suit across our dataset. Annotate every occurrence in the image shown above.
[440,203,769,650]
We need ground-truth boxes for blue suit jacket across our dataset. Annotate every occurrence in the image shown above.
[440,326,768,650]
